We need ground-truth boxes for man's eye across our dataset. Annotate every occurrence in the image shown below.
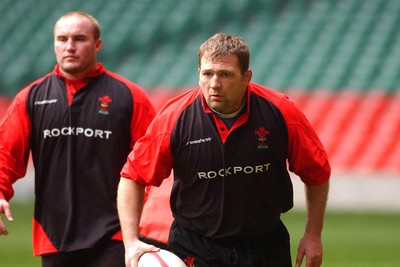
[75,37,87,42]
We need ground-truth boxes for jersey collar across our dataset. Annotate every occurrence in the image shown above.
[53,62,106,80]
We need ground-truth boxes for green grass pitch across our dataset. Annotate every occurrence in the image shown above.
[1,202,400,267]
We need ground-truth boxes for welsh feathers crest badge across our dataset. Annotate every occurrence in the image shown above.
[255,127,269,149]
[98,95,112,115]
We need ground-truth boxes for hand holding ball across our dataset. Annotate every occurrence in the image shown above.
[138,249,187,267]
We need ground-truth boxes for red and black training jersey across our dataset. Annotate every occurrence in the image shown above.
[122,82,330,240]
[0,63,156,255]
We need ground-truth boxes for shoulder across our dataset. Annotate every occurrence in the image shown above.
[102,70,154,107]
[148,88,200,133]
[158,88,200,117]
[103,70,143,92]
[17,73,54,103]
[249,82,303,123]
[249,82,290,106]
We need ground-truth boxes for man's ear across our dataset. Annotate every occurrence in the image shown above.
[95,39,103,53]
[244,69,252,85]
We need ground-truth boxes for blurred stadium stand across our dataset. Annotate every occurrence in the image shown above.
[0,0,399,174]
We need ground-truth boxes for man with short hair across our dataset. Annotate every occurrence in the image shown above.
[0,11,156,267]
[118,33,330,267]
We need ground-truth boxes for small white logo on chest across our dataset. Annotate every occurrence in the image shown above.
[186,137,212,145]
[34,99,58,105]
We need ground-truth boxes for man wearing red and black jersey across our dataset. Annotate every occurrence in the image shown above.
[118,33,330,267]
[0,11,156,267]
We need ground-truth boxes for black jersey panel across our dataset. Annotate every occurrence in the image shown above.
[169,93,293,240]
[26,73,133,251]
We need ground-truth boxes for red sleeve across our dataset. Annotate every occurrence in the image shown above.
[121,110,175,187]
[281,98,331,185]
[0,88,31,200]
[121,89,199,186]
[105,71,156,148]
[128,85,156,148]
[250,83,330,185]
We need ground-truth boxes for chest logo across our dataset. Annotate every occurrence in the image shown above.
[255,127,269,149]
[98,95,112,115]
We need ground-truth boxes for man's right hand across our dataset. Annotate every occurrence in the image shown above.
[125,239,159,267]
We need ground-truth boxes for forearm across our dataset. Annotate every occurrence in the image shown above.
[296,180,329,267]
[117,177,145,245]
[304,180,329,237]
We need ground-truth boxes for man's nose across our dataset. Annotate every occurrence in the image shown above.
[66,39,75,50]
[210,75,220,88]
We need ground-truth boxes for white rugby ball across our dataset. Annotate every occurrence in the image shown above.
[138,249,187,267]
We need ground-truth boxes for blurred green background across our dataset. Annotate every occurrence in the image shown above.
[2,0,400,95]
[1,1,400,266]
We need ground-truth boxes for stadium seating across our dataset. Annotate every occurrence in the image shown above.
[0,0,399,173]
[1,0,400,91]
[286,89,400,173]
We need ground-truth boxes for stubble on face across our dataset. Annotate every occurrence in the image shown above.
[199,54,251,114]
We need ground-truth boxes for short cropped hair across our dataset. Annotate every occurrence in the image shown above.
[198,33,250,74]
[54,11,101,40]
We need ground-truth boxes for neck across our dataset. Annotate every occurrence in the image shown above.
[209,100,245,119]
[59,63,99,81]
